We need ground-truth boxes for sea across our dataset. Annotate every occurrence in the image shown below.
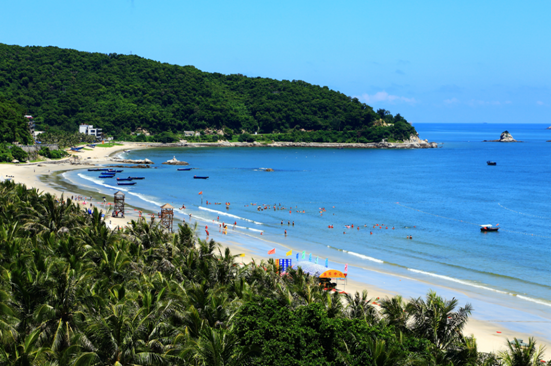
[63,123,551,337]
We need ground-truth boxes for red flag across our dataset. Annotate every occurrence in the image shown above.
[268,248,276,255]
[198,191,203,195]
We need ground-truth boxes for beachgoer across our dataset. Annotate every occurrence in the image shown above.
[292,221,294,226]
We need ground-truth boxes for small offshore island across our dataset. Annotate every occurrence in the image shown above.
[483,130,521,142]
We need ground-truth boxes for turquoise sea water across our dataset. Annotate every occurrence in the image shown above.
[65,123,551,330]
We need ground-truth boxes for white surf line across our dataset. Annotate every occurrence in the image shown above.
[198,206,264,225]
[407,268,551,308]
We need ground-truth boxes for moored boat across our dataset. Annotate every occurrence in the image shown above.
[117,177,133,181]
[178,168,192,171]
[194,176,209,179]
[109,169,123,173]
[99,175,114,178]
[487,161,497,166]
[117,182,137,186]
[129,177,145,180]
[480,224,499,232]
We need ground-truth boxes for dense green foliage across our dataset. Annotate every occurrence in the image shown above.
[0,96,32,144]
[37,130,96,149]
[0,180,546,365]
[0,43,416,142]
[0,143,28,162]
[38,146,68,159]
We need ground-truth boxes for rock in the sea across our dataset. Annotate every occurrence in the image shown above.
[499,131,517,142]
[484,130,520,142]
[265,168,274,172]
[162,156,190,166]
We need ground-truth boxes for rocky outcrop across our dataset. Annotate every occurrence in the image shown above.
[112,158,154,164]
[484,131,521,142]
[265,168,274,172]
[162,156,189,165]
[106,165,152,169]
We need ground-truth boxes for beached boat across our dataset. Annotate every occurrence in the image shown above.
[178,168,192,171]
[480,224,499,232]
[117,177,133,181]
[194,176,209,179]
[487,161,497,166]
[117,182,137,186]
[99,175,114,178]
[129,177,145,180]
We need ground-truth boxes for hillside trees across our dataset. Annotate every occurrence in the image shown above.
[0,96,32,144]
[0,43,417,142]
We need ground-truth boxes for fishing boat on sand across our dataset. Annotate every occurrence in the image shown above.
[194,176,209,179]
[117,182,137,186]
[480,224,499,232]
[487,161,497,166]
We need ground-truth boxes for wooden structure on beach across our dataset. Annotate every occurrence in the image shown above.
[160,203,174,232]
[113,191,125,218]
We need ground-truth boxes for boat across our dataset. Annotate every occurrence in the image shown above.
[129,177,145,180]
[487,161,497,166]
[194,176,209,179]
[88,168,102,171]
[117,177,133,181]
[117,182,137,186]
[480,224,499,232]
[99,175,114,178]
[108,169,123,173]
[101,172,116,176]
[178,168,192,171]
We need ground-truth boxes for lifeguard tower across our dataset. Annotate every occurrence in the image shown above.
[160,203,174,232]
[113,191,125,218]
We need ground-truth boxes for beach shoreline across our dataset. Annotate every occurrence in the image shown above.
[1,142,549,357]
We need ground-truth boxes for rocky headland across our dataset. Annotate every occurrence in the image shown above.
[484,131,521,142]
[131,134,438,149]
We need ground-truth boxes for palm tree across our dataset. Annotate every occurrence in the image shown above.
[499,337,546,366]
[344,290,378,324]
[379,295,412,334]
[408,291,472,350]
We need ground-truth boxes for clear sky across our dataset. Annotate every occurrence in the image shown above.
[2,0,550,123]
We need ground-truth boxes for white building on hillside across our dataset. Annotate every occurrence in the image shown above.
[79,124,102,139]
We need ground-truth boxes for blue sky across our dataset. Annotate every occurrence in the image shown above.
[2,0,550,123]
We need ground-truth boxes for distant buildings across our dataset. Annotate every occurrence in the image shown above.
[24,115,35,138]
[79,124,103,139]
[184,131,200,137]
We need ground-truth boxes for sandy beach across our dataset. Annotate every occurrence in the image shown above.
[1,142,549,357]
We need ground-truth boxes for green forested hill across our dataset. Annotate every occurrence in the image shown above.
[0,43,416,141]
[0,96,32,144]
